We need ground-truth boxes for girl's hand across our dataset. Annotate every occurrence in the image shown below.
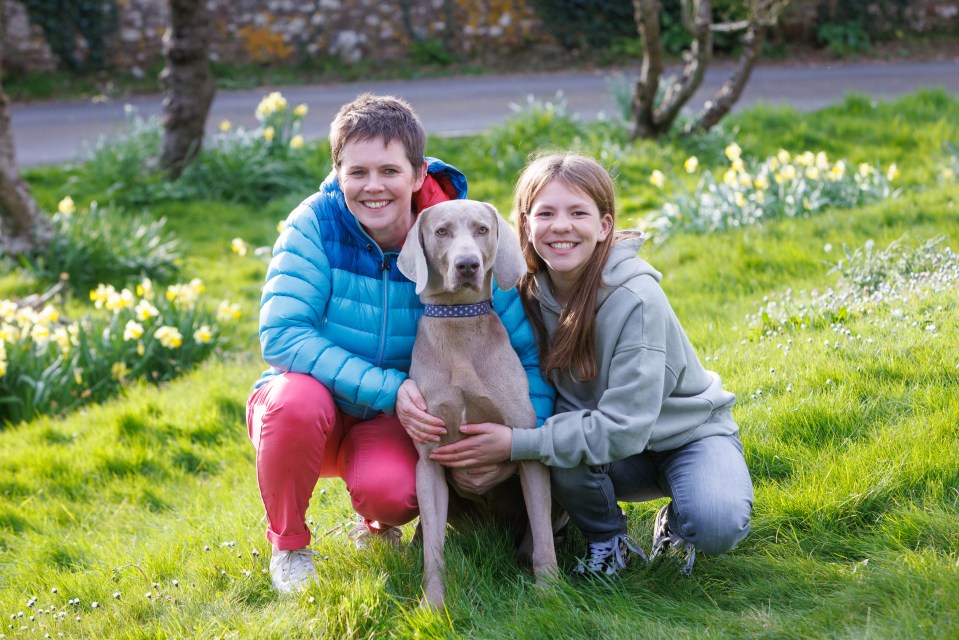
[396,379,446,444]
[429,422,512,467]
[449,463,518,495]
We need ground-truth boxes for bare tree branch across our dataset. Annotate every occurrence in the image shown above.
[630,0,666,140]
[686,23,766,134]
[655,0,713,132]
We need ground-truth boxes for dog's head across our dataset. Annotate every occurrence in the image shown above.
[397,200,526,301]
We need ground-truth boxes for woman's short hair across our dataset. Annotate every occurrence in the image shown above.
[329,93,427,174]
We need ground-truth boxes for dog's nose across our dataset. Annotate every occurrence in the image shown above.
[455,256,480,278]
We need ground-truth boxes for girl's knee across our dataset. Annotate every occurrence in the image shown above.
[680,502,752,556]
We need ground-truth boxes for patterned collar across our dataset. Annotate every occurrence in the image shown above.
[423,299,493,318]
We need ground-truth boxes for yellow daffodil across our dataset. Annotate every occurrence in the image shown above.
[137,278,155,299]
[166,283,200,309]
[754,190,766,205]
[53,327,72,353]
[255,91,288,120]
[137,342,145,356]
[0,324,16,343]
[649,170,666,188]
[0,358,6,378]
[805,167,821,180]
[189,278,205,295]
[58,196,76,215]
[231,238,248,256]
[31,323,51,345]
[193,325,214,344]
[683,156,699,173]
[290,135,305,150]
[796,151,815,167]
[0,300,16,323]
[124,320,144,341]
[155,326,183,349]
[830,161,846,181]
[111,362,129,380]
[815,151,829,170]
[105,288,135,313]
[738,172,752,188]
[731,158,744,173]
[753,175,769,190]
[776,149,791,165]
[293,103,308,118]
[73,368,83,385]
[135,300,159,321]
[734,192,746,208]
[90,284,116,308]
[857,162,873,177]
[725,143,742,162]
[219,120,232,133]
[217,301,242,322]
[277,220,289,233]
[942,167,956,182]
[886,163,899,181]
[263,126,275,142]
[723,169,737,186]
[36,305,59,326]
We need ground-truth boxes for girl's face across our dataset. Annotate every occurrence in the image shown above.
[524,179,612,290]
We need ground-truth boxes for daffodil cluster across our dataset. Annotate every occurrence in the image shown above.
[250,91,308,152]
[0,278,242,426]
[643,145,901,240]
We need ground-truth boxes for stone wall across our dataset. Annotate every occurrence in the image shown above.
[3,0,548,74]
[4,0,958,74]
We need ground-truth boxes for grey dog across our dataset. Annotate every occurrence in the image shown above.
[397,199,558,608]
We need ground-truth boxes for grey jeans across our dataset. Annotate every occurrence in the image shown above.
[550,433,754,555]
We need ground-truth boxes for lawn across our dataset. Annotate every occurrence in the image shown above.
[1,88,957,639]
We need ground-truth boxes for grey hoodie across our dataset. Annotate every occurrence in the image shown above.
[511,235,738,469]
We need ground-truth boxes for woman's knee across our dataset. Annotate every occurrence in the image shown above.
[349,471,418,526]
[255,374,336,445]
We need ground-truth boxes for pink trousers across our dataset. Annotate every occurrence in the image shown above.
[246,373,419,550]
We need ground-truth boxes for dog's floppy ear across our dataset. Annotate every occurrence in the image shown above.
[397,208,430,295]
[487,202,526,291]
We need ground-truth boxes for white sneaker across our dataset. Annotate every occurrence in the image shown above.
[269,548,318,594]
[347,521,402,550]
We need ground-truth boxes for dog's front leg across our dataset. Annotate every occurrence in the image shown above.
[416,454,449,608]
[518,461,558,583]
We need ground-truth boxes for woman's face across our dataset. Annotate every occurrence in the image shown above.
[524,179,612,289]
[338,136,426,249]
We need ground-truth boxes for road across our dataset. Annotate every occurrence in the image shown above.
[10,59,959,167]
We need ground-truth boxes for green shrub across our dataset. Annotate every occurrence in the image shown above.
[25,198,180,294]
[816,20,873,57]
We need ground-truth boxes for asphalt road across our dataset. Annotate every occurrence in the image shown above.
[11,59,959,167]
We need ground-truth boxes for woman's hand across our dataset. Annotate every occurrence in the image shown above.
[429,422,513,467]
[449,463,518,495]
[396,379,446,444]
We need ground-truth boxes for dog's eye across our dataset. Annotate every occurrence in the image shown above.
[435,228,448,236]
[477,226,489,235]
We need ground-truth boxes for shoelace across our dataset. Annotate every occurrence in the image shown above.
[583,534,647,572]
[652,524,696,576]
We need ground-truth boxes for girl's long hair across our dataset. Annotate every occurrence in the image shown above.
[514,152,617,382]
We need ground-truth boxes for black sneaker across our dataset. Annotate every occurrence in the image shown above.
[650,505,695,575]
[569,534,647,577]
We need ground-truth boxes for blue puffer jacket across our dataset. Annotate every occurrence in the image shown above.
[254,157,555,424]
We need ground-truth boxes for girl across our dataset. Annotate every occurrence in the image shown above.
[427,152,753,576]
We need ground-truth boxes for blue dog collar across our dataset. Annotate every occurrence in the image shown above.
[423,299,493,318]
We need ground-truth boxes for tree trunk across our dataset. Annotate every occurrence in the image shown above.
[160,0,215,180]
[631,0,713,140]
[686,23,767,134]
[0,0,51,257]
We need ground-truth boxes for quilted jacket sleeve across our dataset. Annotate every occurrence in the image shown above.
[492,284,556,426]
[258,204,407,415]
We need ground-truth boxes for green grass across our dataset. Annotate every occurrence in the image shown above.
[2,90,959,638]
